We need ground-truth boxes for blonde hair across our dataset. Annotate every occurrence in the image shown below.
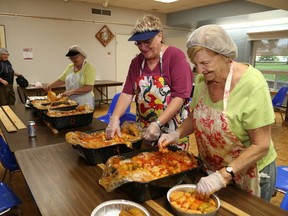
[131,14,163,34]
[187,46,204,64]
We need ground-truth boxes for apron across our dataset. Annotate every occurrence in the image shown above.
[133,50,190,150]
[193,62,260,197]
[65,61,95,108]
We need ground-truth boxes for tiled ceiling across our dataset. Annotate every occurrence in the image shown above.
[66,0,288,13]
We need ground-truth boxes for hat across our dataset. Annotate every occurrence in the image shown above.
[186,25,238,59]
[0,48,9,55]
[65,45,87,58]
[128,14,163,41]
[128,30,160,41]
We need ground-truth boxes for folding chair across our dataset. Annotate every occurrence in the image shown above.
[272,86,288,127]
[0,136,20,184]
[275,165,288,211]
[0,181,21,215]
[280,192,288,211]
[97,93,136,125]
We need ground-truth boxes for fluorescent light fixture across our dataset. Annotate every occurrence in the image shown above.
[154,0,179,3]
[102,0,109,7]
[220,17,288,29]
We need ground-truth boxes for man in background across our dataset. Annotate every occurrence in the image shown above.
[0,48,21,105]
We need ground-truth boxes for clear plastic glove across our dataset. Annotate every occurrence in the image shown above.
[196,171,227,200]
[43,84,51,92]
[143,122,161,141]
[157,130,180,151]
[105,116,121,139]
[62,90,74,97]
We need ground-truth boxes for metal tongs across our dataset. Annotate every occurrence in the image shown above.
[45,93,70,107]
[50,95,69,107]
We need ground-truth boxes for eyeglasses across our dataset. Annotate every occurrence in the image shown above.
[134,38,155,47]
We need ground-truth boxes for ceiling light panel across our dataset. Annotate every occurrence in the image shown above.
[154,0,179,3]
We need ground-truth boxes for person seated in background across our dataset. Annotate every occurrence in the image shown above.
[44,45,96,109]
[0,48,22,105]
[105,14,193,150]
[158,24,277,201]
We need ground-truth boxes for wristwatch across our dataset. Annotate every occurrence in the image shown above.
[225,166,235,178]
[155,120,163,129]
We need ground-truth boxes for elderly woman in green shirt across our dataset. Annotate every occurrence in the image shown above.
[45,45,96,108]
[158,25,277,201]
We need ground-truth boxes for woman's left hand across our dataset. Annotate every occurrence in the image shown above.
[62,90,73,97]
[196,171,227,200]
[144,122,161,141]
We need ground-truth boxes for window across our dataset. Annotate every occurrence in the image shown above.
[249,31,288,90]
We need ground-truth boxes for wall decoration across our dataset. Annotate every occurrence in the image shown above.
[0,25,6,48]
[95,25,114,47]
[23,48,33,60]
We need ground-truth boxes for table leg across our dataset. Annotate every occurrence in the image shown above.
[285,98,288,127]
[100,87,104,106]
[17,87,27,104]
[94,87,104,107]
[105,86,108,104]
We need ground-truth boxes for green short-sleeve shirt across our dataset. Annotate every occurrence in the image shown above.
[59,61,96,87]
[191,64,277,170]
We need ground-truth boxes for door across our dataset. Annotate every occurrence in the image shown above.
[115,34,139,93]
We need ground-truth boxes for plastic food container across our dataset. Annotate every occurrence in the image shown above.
[167,184,220,216]
[90,199,150,216]
[31,98,78,118]
[73,138,142,165]
[44,112,93,129]
[31,98,78,110]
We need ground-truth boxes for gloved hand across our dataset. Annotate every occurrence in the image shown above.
[105,116,121,139]
[143,122,161,141]
[196,171,227,200]
[62,90,74,97]
[43,84,51,92]
[157,130,180,151]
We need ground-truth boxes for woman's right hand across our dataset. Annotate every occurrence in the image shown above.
[2,80,8,86]
[105,116,121,139]
[196,171,227,200]
[158,130,180,152]
[0,78,8,86]
[43,84,51,92]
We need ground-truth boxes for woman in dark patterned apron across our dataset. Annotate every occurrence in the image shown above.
[158,25,277,201]
[105,15,193,150]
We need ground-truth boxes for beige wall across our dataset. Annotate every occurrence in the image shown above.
[0,0,191,90]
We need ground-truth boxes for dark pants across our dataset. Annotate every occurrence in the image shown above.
[0,85,16,105]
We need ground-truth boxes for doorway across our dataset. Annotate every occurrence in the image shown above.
[115,34,139,93]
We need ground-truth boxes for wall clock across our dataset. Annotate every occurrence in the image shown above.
[95,25,115,47]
